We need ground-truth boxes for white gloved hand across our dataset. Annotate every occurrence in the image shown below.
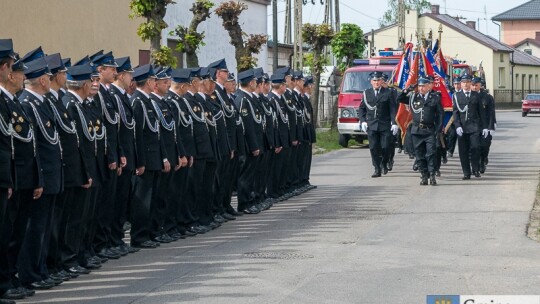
[456,127,463,136]
[391,124,399,136]
[489,129,495,136]
[493,123,497,130]
[361,122,368,133]
[482,129,489,138]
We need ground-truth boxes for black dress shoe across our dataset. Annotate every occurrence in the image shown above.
[229,210,244,216]
[67,266,91,275]
[27,280,54,290]
[442,154,448,164]
[17,287,35,297]
[0,299,16,304]
[98,248,120,259]
[480,164,486,174]
[133,240,158,248]
[397,148,402,153]
[474,171,481,178]
[222,213,236,220]
[382,166,388,175]
[462,175,471,180]
[213,214,226,223]
[122,244,140,253]
[1,288,26,300]
[420,176,428,185]
[207,221,220,229]
[180,228,197,236]
[110,246,128,256]
[44,277,62,286]
[170,232,186,240]
[60,269,79,278]
[387,160,394,171]
[49,273,66,282]
[371,170,381,178]
[429,174,437,186]
[412,162,419,171]
[435,170,441,177]
[84,262,102,270]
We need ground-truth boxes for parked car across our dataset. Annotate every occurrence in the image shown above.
[522,94,540,117]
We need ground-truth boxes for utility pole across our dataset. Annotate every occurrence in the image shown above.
[397,0,405,49]
[284,0,292,44]
[273,0,278,71]
[293,0,303,69]
[334,0,340,32]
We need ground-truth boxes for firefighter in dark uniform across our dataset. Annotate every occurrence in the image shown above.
[166,68,199,237]
[445,76,461,158]
[0,41,31,303]
[359,71,398,177]
[108,56,140,254]
[381,73,398,171]
[397,77,444,185]
[452,74,488,179]
[130,64,168,249]
[234,69,264,214]
[301,76,317,190]
[472,77,496,173]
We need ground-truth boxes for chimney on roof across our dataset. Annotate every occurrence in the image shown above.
[536,31,540,41]
[431,5,440,15]
[466,21,476,30]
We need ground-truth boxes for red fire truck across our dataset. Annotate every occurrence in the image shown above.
[337,51,400,147]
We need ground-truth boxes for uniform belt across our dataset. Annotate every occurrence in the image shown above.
[415,122,434,129]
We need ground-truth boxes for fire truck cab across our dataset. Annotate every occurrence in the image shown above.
[337,52,400,147]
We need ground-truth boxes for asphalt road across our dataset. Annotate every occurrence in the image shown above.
[20,111,540,304]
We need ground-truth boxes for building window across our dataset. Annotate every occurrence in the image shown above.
[524,49,532,55]
[498,67,505,88]
[500,53,504,62]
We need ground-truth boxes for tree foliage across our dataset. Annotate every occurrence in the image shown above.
[215,1,268,72]
[171,0,214,67]
[331,23,365,72]
[302,23,334,127]
[151,46,178,67]
[380,0,431,27]
[129,0,175,60]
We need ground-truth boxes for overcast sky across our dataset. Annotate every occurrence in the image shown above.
[266,0,529,44]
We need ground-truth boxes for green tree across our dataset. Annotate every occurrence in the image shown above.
[129,0,176,65]
[215,1,268,72]
[171,0,214,67]
[380,0,431,27]
[302,23,334,127]
[330,23,365,72]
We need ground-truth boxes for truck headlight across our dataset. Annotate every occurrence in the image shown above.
[341,109,352,118]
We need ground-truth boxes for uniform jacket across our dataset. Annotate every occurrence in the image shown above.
[452,90,487,134]
[183,92,213,160]
[268,91,290,149]
[479,89,496,130]
[47,92,89,188]
[397,90,444,136]
[302,94,317,144]
[0,90,15,189]
[234,89,264,153]
[95,84,122,165]
[109,84,136,171]
[20,90,63,194]
[64,92,99,187]
[6,92,42,190]
[166,90,196,157]
[150,92,180,167]
[283,89,299,142]
[83,97,109,186]
[131,89,167,171]
[359,86,397,132]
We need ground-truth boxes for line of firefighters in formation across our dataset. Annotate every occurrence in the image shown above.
[359,71,496,185]
[0,38,317,303]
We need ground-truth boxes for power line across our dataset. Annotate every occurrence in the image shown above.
[340,0,379,21]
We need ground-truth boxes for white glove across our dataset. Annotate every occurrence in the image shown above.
[489,129,495,136]
[456,127,463,136]
[493,123,497,130]
[482,129,489,138]
[391,124,399,136]
[361,122,368,133]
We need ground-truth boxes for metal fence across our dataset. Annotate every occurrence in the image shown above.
[317,86,337,127]
[493,89,540,103]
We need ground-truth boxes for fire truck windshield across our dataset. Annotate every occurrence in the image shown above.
[341,71,372,93]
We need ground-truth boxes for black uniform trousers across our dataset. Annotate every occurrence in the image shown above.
[412,133,437,174]
[278,148,292,196]
[286,146,299,191]
[60,187,90,269]
[446,124,457,155]
[254,151,271,202]
[162,169,181,236]
[214,157,235,215]
[174,166,197,230]
[301,144,313,186]
[296,143,309,187]
[111,169,133,247]
[47,190,68,274]
[130,170,161,246]
[237,154,259,211]
[80,186,101,265]
[480,134,492,165]
[16,193,56,285]
[153,170,174,239]
[458,132,481,176]
[267,150,283,199]
[367,129,392,170]
[0,189,13,294]
[93,171,116,252]
[228,155,242,211]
